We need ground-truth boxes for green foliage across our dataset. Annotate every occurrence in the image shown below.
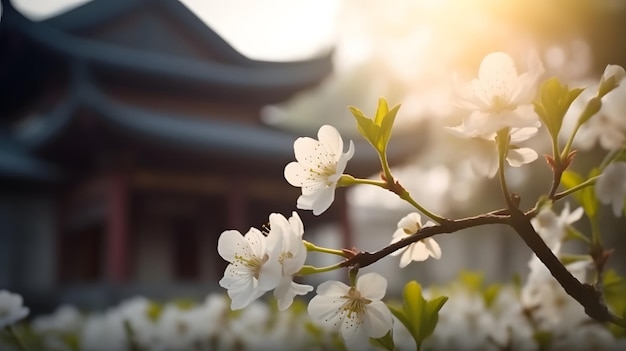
[561,169,599,218]
[603,270,626,337]
[458,271,502,308]
[370,330,395,351]
[146,301,163,322]
[387,281,447,351]
[558,254,592,265]
[564,226,591,244]
[533,330,554,349]
[533,77,583,141]
[348,98,400,155]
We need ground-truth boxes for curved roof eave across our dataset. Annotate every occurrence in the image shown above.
[11,82,384,168]
[86,88,299,160]
[0,134,62,182]
[40,0,255,66]
[5,10,333,93]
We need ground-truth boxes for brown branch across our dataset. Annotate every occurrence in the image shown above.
[341,211,510,269]
[507,206,616,323]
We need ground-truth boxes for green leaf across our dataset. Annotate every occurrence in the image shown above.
[483,284,501,308]
[423,296,448,337]
[348,98,401,155]
[459,270,484,292]
[534,77,582,141]
[349,106,380,150]
[561,170,598,217]
[564,226,591,244]
[379,104,400,153]
[559,254,592,265]
[390,281,447,349]
[533,330,554,349]
[374,98,389,126]
[370,330,395,351]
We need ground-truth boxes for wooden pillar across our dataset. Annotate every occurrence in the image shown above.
[105,172,129,283]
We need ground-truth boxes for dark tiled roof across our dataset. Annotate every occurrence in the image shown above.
[1,0,333,96]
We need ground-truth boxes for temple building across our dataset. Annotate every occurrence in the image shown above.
[0,0,396,311]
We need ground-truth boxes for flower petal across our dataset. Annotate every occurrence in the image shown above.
[356,273,387,301]
[317,280,350,297]
[293,137,322,167]
[309,186,337,216]
[274,278,313,311]
[364,301,393,338]
[317,125,344,162]
[424,238,442,259]
[308,294,346,330]
[217,230,246,262]
[507,147,538,167]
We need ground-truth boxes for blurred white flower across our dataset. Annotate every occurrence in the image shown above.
[390,212,441,268]
[217,227,283,310]
[153,303,218,351]
[266,212,313,311]
[0,290,29,328]
[32,305,83,334]
[307,272,392,350]
[599,64,626,95]
[530,202,584,251]
[447,124,539,178]
[116,297,156,348]
[80,310,129,351]
[284,124,355,215]
[32,305,84,351]
[596,162,626,217]
[569,65,626,151]
[454,51,544,136]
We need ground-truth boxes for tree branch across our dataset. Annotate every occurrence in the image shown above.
[507,206,618,324]
[342,211,509,269]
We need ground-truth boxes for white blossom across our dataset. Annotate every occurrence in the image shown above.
[217,227,283,310]
[0,290,29,328]
[530,202,584,251]
[447,123,539,178]
[307,272,393,350]
[454,51,544,137]
[596,162,626,217]
[284,124,355,215]
[266,212,313,311]
[570,65,626,151]
[390,212,441,268]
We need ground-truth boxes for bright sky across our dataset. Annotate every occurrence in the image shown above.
[8,0,340,61]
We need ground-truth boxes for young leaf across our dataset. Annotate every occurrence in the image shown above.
[561,170,598,217]
[348,98,401,154]
[389,281,447,350]
[534,77,583,141]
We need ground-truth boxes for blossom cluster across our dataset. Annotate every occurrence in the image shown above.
[5,50,626,350]
[214,50,626,348]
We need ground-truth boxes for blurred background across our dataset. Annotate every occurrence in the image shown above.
[1,0,626,315]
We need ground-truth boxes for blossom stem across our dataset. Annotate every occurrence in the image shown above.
[397,190,446,224]
[6,325,27,351]
[379,151,394,188]
[345,176,389,189]
[599,147,626,171]
[590,216,603,249]
[303,240,349,257]
[550,132,561,166]
[496,129,515,209]
[349,177,447,224]
[553,175,600,201]
[561,124,579,162]
[298,263,345,275]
